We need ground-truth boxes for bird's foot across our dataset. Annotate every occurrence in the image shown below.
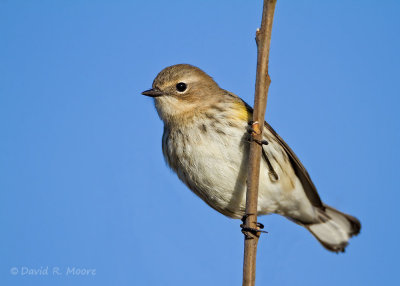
[247,121,268,146]
[249,138,269,146]
[240,214,268,239]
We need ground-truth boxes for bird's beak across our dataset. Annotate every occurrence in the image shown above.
[141,88,163,97]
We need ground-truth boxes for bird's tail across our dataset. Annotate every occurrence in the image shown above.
[305,205,361,252]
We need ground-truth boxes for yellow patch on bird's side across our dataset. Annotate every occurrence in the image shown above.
[232,101,251,122]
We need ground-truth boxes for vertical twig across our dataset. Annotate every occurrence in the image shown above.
[242,1,277,286]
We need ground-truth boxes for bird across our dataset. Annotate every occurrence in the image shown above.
[142,64,361,252]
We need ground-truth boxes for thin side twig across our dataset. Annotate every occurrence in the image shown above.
[242,1,277,286]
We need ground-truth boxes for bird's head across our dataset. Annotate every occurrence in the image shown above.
[142,64,222,125]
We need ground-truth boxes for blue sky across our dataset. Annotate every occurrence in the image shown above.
[1,0,399,285]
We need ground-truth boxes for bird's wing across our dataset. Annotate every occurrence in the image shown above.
[238,98,324,209]
[262,121,324,209]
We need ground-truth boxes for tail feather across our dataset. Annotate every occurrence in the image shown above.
[306,205,361,253]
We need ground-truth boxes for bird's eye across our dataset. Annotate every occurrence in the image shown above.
[176,82,187,92]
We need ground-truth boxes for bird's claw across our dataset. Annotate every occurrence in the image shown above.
[247,121,268,146]
[240,214,268,239]
[246,136,269,146]
[253,138,269,146]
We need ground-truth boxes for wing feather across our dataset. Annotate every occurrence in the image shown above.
[239,99,324,209]
[263,121,324,209]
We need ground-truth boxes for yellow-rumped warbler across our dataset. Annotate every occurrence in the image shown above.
[142,64,360,252]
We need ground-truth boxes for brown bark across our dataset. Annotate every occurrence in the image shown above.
[242,1,277,285]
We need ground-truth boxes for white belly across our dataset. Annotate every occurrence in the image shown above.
[163,121,315,220]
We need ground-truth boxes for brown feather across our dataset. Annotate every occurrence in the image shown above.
[240,99,325,210]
